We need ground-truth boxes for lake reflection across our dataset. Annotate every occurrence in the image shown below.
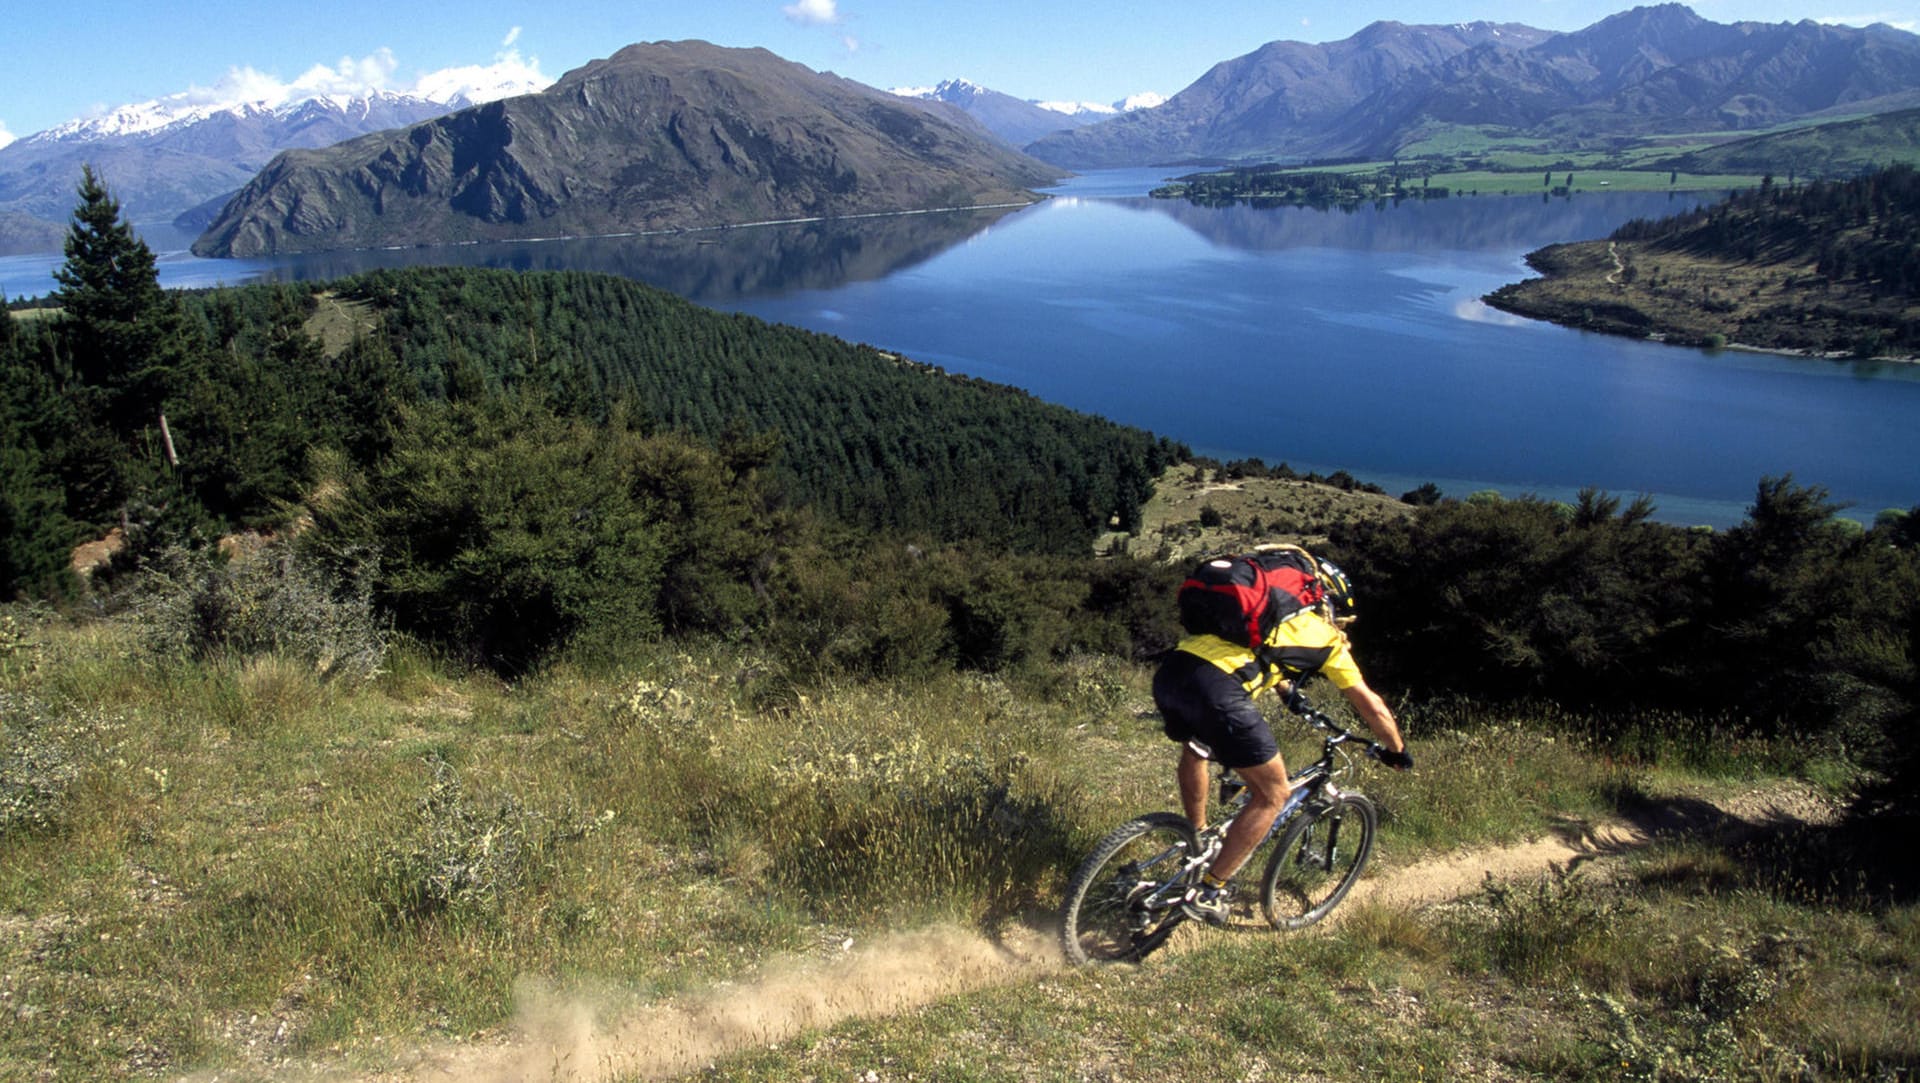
[0,205,1028,304]
[5,174,1915,527]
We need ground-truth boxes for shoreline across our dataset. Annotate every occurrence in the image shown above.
[198,196,1051,261]
[1487,293,1920,366]
[1484,235,1920,368]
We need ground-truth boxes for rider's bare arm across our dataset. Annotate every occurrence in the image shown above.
[1340,679,1406,754]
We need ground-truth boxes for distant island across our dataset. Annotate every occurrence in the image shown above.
[1152,165,1458,207]
[1486,164,1920,361]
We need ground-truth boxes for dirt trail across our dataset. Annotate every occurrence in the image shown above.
[1355,821,1648,909]
[380,927,1060,1082]
[363,784,1834,1082]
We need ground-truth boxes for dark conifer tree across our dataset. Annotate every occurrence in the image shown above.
[43,167,214,533]
[51,167,191,434]
[0,310,85,595]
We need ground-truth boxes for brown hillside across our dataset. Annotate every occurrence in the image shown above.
[1104,464,1412,560]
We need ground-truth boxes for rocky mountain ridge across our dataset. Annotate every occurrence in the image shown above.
[193,41,1065,258]
[1025,4,1920,167]
[0,74,548,255]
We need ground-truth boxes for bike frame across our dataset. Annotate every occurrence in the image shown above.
[1059,682,1389,963]
[1142,689,1379,914]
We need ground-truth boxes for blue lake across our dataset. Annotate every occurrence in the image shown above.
[7,169,1917,527]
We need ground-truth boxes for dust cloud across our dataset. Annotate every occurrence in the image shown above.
[402,924,1060,1082]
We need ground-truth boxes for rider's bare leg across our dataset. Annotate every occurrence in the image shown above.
[1206,757,1292,882]
[1177,744,1211,830]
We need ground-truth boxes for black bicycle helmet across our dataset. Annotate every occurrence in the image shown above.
[1316,558,1357,623]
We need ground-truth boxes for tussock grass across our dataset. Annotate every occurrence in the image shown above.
[0,614,1108,1077]
[0,606,1910,1080]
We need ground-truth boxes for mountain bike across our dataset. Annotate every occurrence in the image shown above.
[1059,685,1387,966]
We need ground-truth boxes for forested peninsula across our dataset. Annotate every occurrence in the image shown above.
[1486,163,1920,359]
[1151,165,1456,207]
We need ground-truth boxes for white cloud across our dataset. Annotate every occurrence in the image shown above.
[293,49,405,98]
[503,26,523,47]
[783,0,840,25]
[175,50,404,110]
[45,40,553,139]
[178,43,549,111]
[0,120,14,149]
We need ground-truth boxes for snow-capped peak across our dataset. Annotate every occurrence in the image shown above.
[1035,91,1164,116]
[890,78,987,102]
[24,51,551,146]
[895,78,1164,116]
[412,60,550,107]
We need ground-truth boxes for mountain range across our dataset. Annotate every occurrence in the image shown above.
[888,80,1155,147]
[0,73,547,256]
[1025,4,1920,167]
[192,42,1064,258]
[11,4,1920,261]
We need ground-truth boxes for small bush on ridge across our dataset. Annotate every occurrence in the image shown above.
[135,541,386,681]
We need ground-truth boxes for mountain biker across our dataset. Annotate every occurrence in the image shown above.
[1151,550,1412,924]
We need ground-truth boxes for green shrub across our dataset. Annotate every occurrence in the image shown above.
[0,605,49,683]
[0,692,119,835]
[134,540,385,682]
[311,396,781,673]
[371,755,597,926]
[1450,868,1629,985]
[769,539,954,680]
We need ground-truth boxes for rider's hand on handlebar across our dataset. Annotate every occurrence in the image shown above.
[1374,746,1414,771]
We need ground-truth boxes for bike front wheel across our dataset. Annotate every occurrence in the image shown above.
[1259,793,1377,929]
[1059,812,1199,966]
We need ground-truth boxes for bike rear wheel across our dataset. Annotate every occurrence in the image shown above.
[1059,812,1199,965]
[1258,793,1377,929]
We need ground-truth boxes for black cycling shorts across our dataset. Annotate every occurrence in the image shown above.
[1151,650,1278,770]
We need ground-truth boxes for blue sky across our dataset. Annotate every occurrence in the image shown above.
[4,0,1914,143]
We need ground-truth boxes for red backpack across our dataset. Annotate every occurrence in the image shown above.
[1176,546,1326,649]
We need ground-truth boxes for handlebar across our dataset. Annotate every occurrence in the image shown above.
[1282,684,1387,761]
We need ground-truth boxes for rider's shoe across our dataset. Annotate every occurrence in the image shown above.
[1180,881,1233,926]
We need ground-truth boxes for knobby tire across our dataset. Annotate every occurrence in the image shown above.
[1259,793,1377,929]
[1059,812,1199,966]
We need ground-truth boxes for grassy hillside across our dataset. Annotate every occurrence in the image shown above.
[1111,462,1412,561]
[1654,107,1920,181]
[1159,105,1920,209]
[2,594,1911,1081]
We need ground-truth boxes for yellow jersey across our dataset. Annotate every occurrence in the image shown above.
[1175,609,1363,696]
